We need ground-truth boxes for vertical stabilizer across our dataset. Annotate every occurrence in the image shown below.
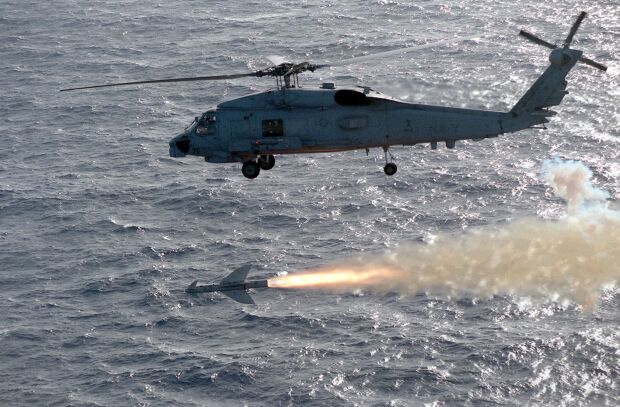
[510,48,581,120]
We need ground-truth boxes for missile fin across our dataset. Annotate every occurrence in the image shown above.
[222,290,255,304]
[186,280,199,293]
[222,265,252,284]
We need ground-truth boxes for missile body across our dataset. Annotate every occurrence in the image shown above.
[186,279,268,294]
[186,265,267,304]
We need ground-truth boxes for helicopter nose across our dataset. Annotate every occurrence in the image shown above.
[169,134,190,157]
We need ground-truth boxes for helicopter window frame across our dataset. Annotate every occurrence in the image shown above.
[262,119,284,138]
[196,113,217,135]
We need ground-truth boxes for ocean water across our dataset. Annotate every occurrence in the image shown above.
[1,1,619,406]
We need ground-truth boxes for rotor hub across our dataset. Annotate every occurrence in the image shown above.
[549,48,572,66]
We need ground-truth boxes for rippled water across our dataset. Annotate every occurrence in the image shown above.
[1,1,618,406]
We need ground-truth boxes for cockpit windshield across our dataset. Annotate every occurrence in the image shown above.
[185,117,198,130]
[196,111,217,135]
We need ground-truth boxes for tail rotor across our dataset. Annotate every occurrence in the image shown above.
[519,11,607,72]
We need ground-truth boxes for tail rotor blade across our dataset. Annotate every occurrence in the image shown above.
[519,12,606,72]
[519,30,556,49]
[579,55,607,71]
[563,11,587,48]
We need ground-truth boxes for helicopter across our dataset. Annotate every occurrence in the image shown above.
[62,12,606,179]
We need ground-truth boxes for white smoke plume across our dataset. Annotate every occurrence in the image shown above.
[541,158,609,212]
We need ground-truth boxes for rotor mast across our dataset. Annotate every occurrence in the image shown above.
[256,62,320,89]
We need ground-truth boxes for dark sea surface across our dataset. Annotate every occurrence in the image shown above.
[1,1,618,406]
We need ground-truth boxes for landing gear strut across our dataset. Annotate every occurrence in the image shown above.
[258,154,275,170]
[241,160,260,179]
[383,146,397,176]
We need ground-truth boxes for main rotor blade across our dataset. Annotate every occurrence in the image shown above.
[579,55,607,71]
[320,36,478,68]
[563,11,587,48]
[60,72,258,92]
[519,30,556,49]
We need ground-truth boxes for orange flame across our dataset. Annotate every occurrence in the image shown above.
[268,266,402,291]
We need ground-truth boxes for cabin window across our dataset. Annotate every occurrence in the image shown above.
[262,119,283,137]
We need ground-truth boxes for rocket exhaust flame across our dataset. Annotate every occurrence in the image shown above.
[268,266,403,290]
[270,159,619,309]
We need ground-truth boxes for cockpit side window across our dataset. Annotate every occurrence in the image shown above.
[262,119,283,137]
[196,113,216,135]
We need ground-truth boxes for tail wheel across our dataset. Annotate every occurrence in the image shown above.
[384,163,397,176]
[258,155,275,170]
[241,161,260,179]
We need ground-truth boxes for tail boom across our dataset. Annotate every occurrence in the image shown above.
[509,48,582,128]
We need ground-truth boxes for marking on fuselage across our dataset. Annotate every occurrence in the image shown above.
[317,118,329,127]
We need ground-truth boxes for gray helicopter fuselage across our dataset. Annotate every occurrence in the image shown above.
[169,85,531,163]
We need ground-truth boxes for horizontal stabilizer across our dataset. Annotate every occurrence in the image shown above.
[223,290,255,304]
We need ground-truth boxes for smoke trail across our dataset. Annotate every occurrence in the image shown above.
[271,159,619,308]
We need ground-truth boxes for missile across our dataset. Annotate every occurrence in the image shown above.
[186,265,268,304]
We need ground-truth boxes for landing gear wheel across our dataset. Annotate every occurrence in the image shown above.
[258,154,275,170]
[382,146,397,176]
[384,163,397,176]
[242,161,261,179]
